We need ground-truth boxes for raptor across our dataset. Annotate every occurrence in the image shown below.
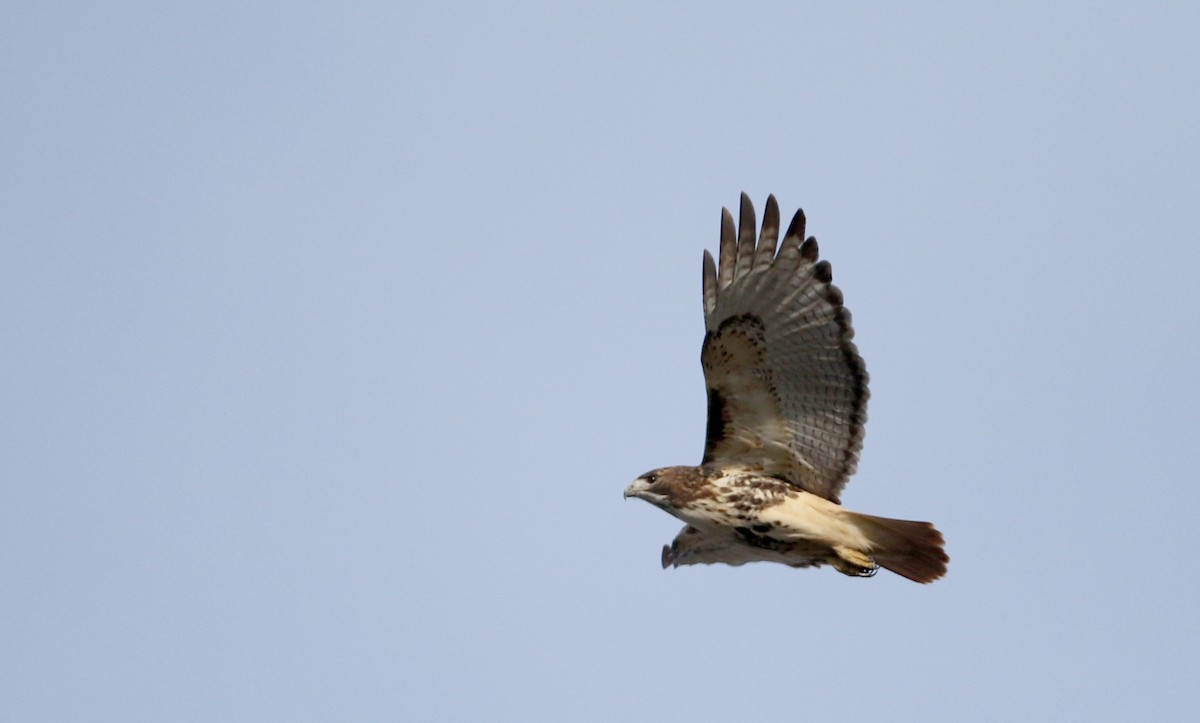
[624,194,948,583]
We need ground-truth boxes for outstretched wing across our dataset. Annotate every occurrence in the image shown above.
[700,193,868,503]
[661,525,827,569]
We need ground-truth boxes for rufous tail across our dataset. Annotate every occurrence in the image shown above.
[850,512,949,584]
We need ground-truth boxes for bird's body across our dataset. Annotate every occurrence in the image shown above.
[626,465,946,582]
[624,195,948,583]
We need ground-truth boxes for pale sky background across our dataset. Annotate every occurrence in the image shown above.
[3,2,1199,721]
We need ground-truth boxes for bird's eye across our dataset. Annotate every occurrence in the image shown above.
[645,473,657,484]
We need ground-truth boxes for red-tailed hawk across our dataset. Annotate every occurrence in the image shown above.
[625,194,948,583]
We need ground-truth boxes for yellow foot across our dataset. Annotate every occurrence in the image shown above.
[833,546,878,578]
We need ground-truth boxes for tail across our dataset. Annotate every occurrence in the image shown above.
[849,512,949,584]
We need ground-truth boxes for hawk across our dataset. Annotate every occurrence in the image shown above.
[624,194,948,583]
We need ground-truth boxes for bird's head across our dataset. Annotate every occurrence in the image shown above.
[624,466,707,509]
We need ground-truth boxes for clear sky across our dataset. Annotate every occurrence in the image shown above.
[3,2,1199,720]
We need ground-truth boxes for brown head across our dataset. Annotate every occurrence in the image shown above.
[623,466,713,511]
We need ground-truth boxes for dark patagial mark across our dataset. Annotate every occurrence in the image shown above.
[703,387,727,458]
[700,313,767,463]
[735,526,788,551]
[717,313,764,335]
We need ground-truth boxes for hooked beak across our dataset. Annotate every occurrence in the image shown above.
[623,478,649,500]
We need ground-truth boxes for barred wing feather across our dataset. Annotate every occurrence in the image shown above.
[700,194,869,503]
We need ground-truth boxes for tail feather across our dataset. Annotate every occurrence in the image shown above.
[851,512,948,584]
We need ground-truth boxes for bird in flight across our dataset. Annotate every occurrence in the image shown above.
[624,194,948,583]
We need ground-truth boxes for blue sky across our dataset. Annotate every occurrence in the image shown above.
[3,2,1199,720]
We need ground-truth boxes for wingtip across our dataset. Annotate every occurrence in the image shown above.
[762,195,780,231]
[800,235,819,262]
[784,207,807,242]
[754,194,781,267]
[738,194,756,238]
[702,249,717,310]
[720,206,735,235]
[718,207,737,288]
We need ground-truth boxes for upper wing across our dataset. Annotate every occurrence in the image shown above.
[700,193,869,503]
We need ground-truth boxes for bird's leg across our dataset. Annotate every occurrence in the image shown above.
[832,546,878,577]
